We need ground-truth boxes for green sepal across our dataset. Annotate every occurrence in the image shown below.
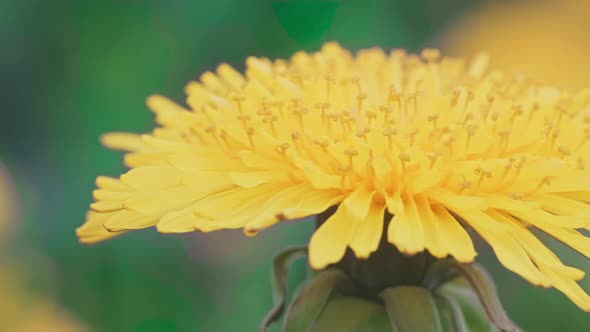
[426,260,521,332]
[312,297,391,332]
[262,247,520,332]
[435,291,470,332]
[437,281,500,332]
[261,246,308,332]
[360,310,395,332]
[380,286,444,332]
[435,295,456,332]
[282,268,354,332]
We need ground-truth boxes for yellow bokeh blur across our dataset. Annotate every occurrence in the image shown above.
[0,165,89,332]
[0,164,16,239]
[441,0,590,90]
[0,265,89,332]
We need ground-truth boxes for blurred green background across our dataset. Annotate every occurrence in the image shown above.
[1,0,589,331]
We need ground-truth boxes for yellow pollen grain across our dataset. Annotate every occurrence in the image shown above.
[427,114,439,129]
[474,167,492,189]
[246,127,255,148]
[275,142,290,154]
[577,157,585,170]
[426,151,440,169]
[458,176,473,193]
[529,176,554,195]
[344,148,359,169]
[232,94,245,113]
[406,129,420,147]
[398,152,411,171]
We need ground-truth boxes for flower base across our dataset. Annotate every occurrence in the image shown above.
[262,236,521,332]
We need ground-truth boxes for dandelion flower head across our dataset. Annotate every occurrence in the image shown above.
[77,42,590,310]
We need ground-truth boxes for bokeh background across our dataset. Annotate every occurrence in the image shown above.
[1,0,590,331]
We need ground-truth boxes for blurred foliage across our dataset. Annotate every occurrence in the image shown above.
[2,0,589,331]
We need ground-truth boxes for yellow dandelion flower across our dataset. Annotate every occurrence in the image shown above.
[441,0,590,90]
[77,42,590,310]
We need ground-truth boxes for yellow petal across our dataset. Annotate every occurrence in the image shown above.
[298,162,341,189]
[103,210,158,231]
[192,183,283,219]
[427,188,488,211]
[308,201,355,269]
[120,166,181,189]
[558,191,590,203]
[157,207,198,233]
[537,176,590,193]
[545,269,590,312]
[184,81,213,109]
[490,210,584,281]
[349,201,385,258]
[147,94,195,128]
[90,201,123,212]
[230,170,290,188]
[281,189,344,220]
[341,186,374,220]
[95,176,129,191]
[194,183,314,233]
[78,233,124,244]
[124,152,162,168]
[431,205,476,263]
[201,71,227,92]
[388,195,425,255]
[371,157,393,188]
[531,193,590,216]
[169,151,244,172]
[92,189,132,202]
[181,171,232,193]
[486,235,551,288]
[238,150,285,170]
[77,211,125,243]
[141,135,193,152]
[535,225,590,259]
[463,211,550,287]
[100,132,145,151]
[451,209,508,234]
[415,196,446,258]
[484,195,541,211]
[217,63,246,89]
[509,209,589,229]
[244,184,317,235]
[384,191,403,214]
[246,57,275,88]
[123,187,204,216]
[409,169,446,194]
